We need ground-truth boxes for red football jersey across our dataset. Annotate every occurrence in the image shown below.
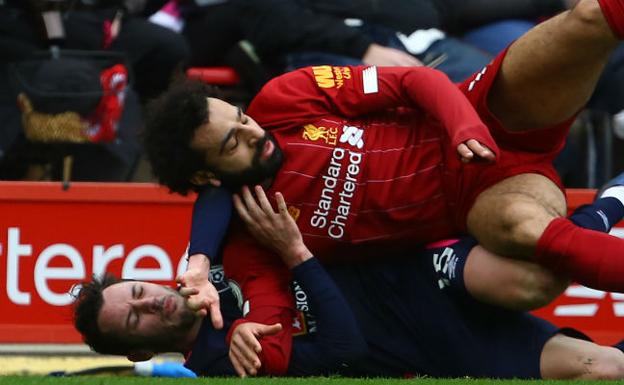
[256,65,499,252]
[223,64,500,374]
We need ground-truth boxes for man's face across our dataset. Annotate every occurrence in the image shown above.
[190,97,282,190]
[98,281,197,351]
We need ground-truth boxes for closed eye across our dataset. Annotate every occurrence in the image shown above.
[227,134,239,153]
[219,128,238,155]
[129,312,139,330]
[127,284,141,330]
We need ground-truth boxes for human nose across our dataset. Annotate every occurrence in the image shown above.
[240,125,261,147]
[132,297,161,314]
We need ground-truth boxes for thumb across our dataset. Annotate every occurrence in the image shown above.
[209,301,224,330]
[258,323,282,337]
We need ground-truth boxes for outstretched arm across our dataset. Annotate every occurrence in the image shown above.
[179,187,233,329]
[248,65,498,162]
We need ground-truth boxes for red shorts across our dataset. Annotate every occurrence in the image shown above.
[445,49,573,231]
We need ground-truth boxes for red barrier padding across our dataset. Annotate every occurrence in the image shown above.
[186,67,241,86]
[0,182,621,344]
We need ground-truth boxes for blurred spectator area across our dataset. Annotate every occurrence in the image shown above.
[1,0,622,188]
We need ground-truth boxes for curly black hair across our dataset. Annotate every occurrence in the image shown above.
[143,79,221,195]
[73,274,136,356]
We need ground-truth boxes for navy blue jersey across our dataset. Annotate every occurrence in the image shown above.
[186,187,558,378]
[323,239,557,378]
[184,258,366,376]
[188,187,232,262]
[184,237,558,378]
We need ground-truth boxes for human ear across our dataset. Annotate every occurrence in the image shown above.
[191,170,221,187]
[127,350,154,362]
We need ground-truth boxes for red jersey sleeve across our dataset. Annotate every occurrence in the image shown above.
[248,65,499,157]
[223,233,296,375]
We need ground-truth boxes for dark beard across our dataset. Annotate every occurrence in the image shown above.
[215,133,283,191]
[140,290,198,353]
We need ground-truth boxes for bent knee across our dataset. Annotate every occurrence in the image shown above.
[490,197,554,257]
[467,175,565,258]
[570,0,609,31]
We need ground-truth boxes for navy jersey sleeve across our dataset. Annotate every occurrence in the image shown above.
[287,258,367,376]
[188,187,232,262]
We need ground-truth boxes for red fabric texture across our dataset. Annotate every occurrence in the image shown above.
[86,64,128,142]
[102,20,113,49]
[535,217,624,292]
[223,231,295,375]
[598,0,624,39]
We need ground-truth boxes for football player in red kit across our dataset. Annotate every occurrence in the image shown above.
[144,0,624,375]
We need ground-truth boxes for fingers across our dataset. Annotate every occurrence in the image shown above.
[241,329,263,355]
[184,296,203,312]
[191,294,212,316]
[457,140,496,163]
[233,345,260,376]
[466,139,495,161]
[230,333,262,376]
[240,185,263,218]
[275,192,292,223]
[254,185,275,215]
[209,301,224,330]
[235,185,284,225]
[275,192,293,223]
[275,192,287,212]
[234,186,270,223]
[456,143,473,163]
[178,280,218,319]
[229,349,248,378]
[233,193,253,223]
[178,286,199,297]
[245,185,278,216]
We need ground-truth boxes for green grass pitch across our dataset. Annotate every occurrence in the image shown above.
[0,377,613,385]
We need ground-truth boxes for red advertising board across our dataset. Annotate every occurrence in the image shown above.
[0,182,194,343]
[0,183,621,345]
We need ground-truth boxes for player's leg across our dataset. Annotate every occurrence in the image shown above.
[467,173,566,259]
[489,0,619,131]
[428,234,568,310]
[541,334,624,379]
[468,173,624,292]
[463,245,569,311]
[462,181,624,308]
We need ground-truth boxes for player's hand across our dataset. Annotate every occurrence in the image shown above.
[229,322,283,377]
[234,185,312,268]
[456,139,496,163]
[363,43,424,67]
[177,258,223,329]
